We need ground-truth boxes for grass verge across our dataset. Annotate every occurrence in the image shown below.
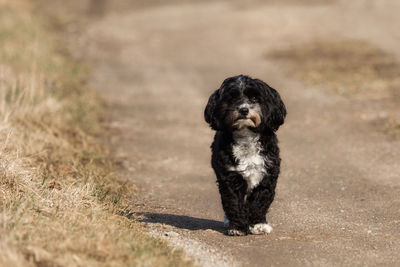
[268,40,400,137]
[0,2,192,266]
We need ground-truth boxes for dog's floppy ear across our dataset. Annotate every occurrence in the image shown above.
[204,89,220,130]
[259,81,286,131]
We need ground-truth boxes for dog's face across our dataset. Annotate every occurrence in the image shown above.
[204,75,286,132]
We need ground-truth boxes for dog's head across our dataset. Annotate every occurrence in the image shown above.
[204,75,286,132]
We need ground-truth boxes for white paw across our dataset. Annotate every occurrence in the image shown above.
[227,229,246,236]
[224,215,230,228]
[249,223,273,235]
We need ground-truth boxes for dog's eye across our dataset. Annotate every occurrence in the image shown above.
[249,96,257,103]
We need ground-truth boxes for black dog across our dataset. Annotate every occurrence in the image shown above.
[204,75,286,236]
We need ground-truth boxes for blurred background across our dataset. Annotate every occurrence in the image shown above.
[43,0,400,137]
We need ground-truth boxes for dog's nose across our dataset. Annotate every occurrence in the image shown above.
[239,107,249,116]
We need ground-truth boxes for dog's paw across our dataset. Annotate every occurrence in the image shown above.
[249,223,273,235]
[227,229,247,236]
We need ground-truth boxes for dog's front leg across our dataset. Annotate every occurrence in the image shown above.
[247,178,277,234]
[218,174,249,236]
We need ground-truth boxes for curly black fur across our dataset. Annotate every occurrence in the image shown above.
[204,75,286,235]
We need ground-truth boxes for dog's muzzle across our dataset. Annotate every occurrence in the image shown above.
[232,108,261,129]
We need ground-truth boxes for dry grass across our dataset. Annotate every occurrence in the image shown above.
[268,40,400,137]
[0,2,192,266]
[268,40,400,99]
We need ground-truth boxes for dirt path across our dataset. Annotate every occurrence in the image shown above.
[78,0,400,265]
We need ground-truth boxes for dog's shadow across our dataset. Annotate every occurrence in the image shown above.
[137,212,225,233]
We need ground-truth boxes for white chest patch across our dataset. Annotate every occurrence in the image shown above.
[229,129,267,191]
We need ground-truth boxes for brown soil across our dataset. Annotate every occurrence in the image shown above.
[59,0,400,265]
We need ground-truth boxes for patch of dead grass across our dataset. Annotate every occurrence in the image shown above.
[268,40,400,99]
[384,117,400,139]
[268,40,400,137]
[0,2,192,266]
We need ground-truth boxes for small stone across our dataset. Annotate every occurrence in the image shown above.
[278,236,290,240]
[165,231,179,237]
